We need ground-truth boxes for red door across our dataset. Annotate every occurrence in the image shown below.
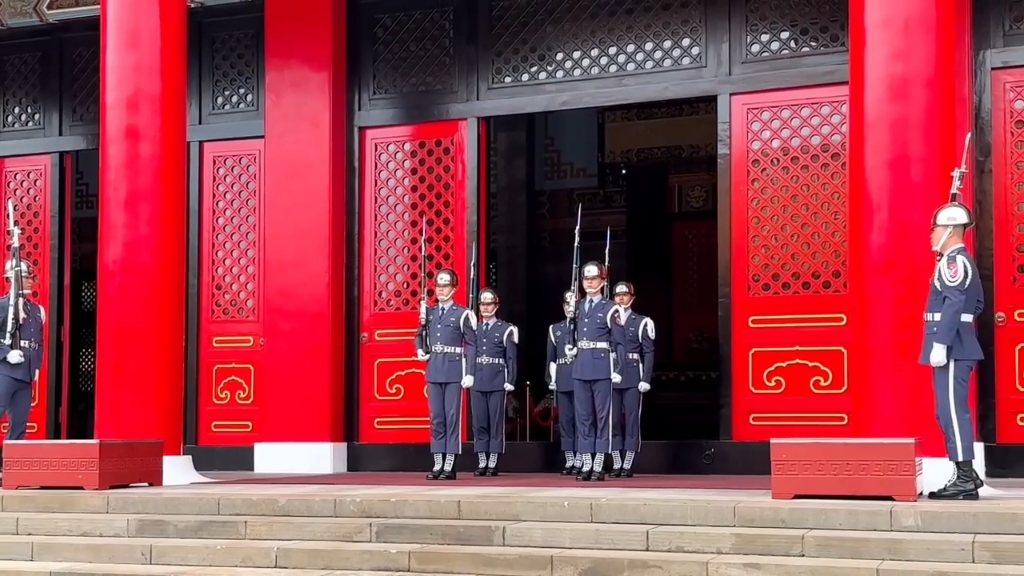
[359,121,470,444]
[992,69,1024,443]
[0,155,52,441]
[196,140,266,446]
[730,86,862,440]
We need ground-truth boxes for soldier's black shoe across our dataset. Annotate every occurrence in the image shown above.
[560,466,575,476]
[588,469,606,481]
[438,469,457,481]
[485,467,499,477]
[609,467,623,478]
[571,465,582,475]
[576,469,591,481]
[928,461,981,500]
[426,469,441,480]
[473,467,487,477]
[621,468,634,478]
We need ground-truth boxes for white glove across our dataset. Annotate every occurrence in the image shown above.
[33,369,39,382]
[6,350,24,365]
[929,343,948,367]
[564,345,577,358]
[611,372,622,384]
[548,381,556,391]
[461,375,474,389]
[503,383,514,392]
[416,349,430,361]
[638,382,650,393]
[419,301,427,324]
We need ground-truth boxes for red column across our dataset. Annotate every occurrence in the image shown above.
[262,0,347,441]
[95,0,188,455]
[849,0,971,456]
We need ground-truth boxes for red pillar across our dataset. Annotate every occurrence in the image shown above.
[95,0,188,455]
[262,0,347,442]
[849,0,971,456]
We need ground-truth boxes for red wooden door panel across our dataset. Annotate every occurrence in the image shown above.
[197,140,266,446]
[0,156,52,441]
[730,86,862,440]
[359,121,469,444]
[992,69,1024,443]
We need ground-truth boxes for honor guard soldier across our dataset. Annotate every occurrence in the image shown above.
[0,260,44,441]
[609,282,654,477]
[564,261,626,481]
[920,196,984,499]
[547,290,580,475]
[471,288,517,476]
[415,268,478,480]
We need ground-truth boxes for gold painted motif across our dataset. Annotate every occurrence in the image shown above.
[749,413,848,426]
[749,346,848,394]
[747,314,848,328]
[373,329,418,341]
[374,357,427,401]
[0,422,38,434]
[211,421,253,433]
[374,417,430,429]
[212,364,254,404]
[212,336,255,348]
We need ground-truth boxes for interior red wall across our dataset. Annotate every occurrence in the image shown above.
[262,0,347,442]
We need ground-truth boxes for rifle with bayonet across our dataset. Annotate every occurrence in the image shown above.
[949,132,971,204]
[4,199,23,350]
[469,241,477,310]
[567,205,582,348]
[602,226,610,299]
[419,217,429,349]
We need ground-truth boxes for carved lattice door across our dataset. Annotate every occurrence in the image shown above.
[729,86,860,441]
[359,121,470,444]
[992,69,1024,443]
[0,155,53,441]
[197,140,265,446]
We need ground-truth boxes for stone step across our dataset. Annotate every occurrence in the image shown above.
[0,535,1019,574]
[4,555,1024,576]
[0,514,1020,564]
[4,492,1024,535]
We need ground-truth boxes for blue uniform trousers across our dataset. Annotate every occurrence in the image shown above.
[933,359,976,462]
[427,381,462,454]
[470,390,505,454]
[0,374,31,441]
[611,387,642,452]
[574,379,611,454]
[556,391,576,452]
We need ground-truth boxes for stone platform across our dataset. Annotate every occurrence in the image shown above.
[0,482,1022,575]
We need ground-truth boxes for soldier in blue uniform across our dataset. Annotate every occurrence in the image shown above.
[0,260,44,441]
[414,268,477,480]
[609,282,654,478]
[564,261,626,481]
[547,290,579,475]
[471,288,517,476]
[920,196,984,500]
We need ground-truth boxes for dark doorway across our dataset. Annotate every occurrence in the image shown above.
[60,150,98,439]
[483,98,721,444]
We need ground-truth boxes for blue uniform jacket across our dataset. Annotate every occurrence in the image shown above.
[617,311,655,389]
[919,245,984,364]
[571,296,627,381]
[474,318,517,392]
[545,319,575,392]
[0,296,45,383]
[415,303,478,383]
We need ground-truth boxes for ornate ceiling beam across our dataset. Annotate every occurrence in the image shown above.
[0,0,252,28]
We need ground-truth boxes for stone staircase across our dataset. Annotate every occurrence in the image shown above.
[0,486,1019,574]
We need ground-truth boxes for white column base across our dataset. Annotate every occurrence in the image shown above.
[163,455,214,486]
[253,442,348,474]
[921,443,1002,496]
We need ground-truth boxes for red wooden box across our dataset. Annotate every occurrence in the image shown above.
[770,438,920,502]
[2,440,163,490]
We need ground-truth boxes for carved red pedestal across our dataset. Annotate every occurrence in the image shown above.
[2,440,163,490]
[770,438,920,502]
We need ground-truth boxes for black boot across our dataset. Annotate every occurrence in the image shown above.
[426,454,442,480]
[560,464,575,476]
[473,453,487,477]
[928,461,982,500]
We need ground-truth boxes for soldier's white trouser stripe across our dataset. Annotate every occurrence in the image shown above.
[637,392,644,452]
[457,389,463,455]
[948,359,964,462]
[607,379,614,453]
[501,391,507,454]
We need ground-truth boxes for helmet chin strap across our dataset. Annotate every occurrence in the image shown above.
[437,292,453,303]
[933,226,954,255]
[481,308,496,319]
[584,281,604,295]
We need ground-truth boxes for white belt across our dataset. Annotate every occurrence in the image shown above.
[476,356,505,365]
[431,344,463,354]
[577,341,609,350]
[626,353,640,360]
[556,357,572,365]
[924,313,974,322]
